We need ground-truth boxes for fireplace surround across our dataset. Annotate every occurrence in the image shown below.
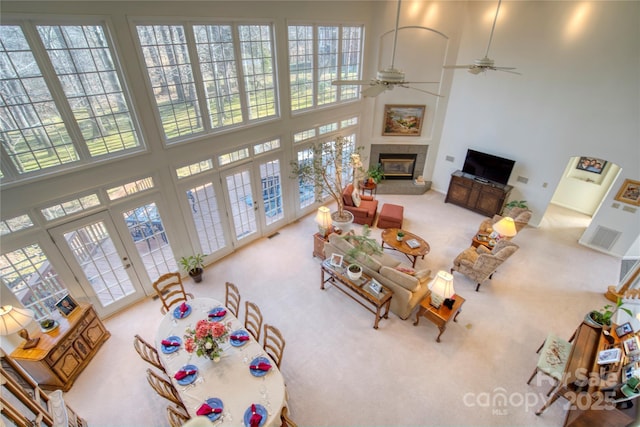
[369,144,430,194]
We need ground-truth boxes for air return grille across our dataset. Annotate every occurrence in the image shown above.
[588,226,621,251]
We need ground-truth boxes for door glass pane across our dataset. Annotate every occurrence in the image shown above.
[0,244,67,320]
[62,221,134,307]
[123,202,177,279]
[187,183,227,254]
[260,159,283,225]
[226,171,257,240]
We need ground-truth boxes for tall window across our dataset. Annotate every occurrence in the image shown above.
[0,22,142,183]
[136,22,277,143]
[288,24,363,112]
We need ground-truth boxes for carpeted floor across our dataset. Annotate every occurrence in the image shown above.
[63,191,634,427]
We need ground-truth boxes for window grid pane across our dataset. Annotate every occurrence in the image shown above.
[0,215,34,236]
[41,193,100,220]
[297,148,315,209]
[260,159,283,224]
[0,25,78,174]
[253,138,280,155]
[37,25,141,157]
[194,25,243,129]
[317,26,338,106]
[136,25,203,140]
[176,159,214,179]
[339,26,362,101]
[1,244,67,320]
[107,177,154,200]
[238,25,277,120]
[187,183,227,254]
[288,25,314,111]
[218,148,249,166]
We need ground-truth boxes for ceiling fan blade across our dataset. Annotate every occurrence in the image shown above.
[400,85,444,98]
[443,65,473,69]
[494,68,521,75]
[361,84,388,97]
[332,80,373,86]
[401,81,440,84]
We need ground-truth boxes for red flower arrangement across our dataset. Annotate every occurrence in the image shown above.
[184,319,230,360]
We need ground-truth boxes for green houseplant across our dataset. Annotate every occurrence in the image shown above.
[342,225,383,280]
[366,163,385,184]
[179,253,205,283]
[586,298,632,327]
[504,200,528,209]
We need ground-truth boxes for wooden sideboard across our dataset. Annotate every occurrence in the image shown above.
[445,170,512,217]
[10,303,110,391]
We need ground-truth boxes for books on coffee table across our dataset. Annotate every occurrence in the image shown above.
[406,239,420,249]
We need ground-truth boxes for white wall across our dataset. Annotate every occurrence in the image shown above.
[430,1,640,257]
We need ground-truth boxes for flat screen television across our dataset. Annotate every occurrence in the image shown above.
[462,149,515,185]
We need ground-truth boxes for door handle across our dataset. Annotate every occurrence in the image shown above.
[124,263,131,269]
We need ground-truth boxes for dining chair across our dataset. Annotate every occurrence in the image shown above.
[280,406,297,427]
[152,272,194,314]
[146,368,187,412]
[263,323,286,369]
[166,404,190,427]
[244,301,263,342]
[225,281,241,317]
[527,333,572,396]
[133,334,167,375]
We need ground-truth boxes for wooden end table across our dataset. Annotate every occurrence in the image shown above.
[320,259,392,329]
[471,233,496,249]
[413,294,465,342]
[359,181,377,196]
[380,228,430,268]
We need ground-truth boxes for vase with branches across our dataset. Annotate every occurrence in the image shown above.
[290,135,364,223]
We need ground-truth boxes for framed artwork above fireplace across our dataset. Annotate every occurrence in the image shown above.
[382,105,425,136]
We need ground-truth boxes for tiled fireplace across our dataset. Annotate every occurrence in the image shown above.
[369,144,430,194]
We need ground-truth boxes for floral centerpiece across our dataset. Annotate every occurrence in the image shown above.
[184,319,230,361]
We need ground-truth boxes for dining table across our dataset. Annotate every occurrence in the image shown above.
[155,297,286,427]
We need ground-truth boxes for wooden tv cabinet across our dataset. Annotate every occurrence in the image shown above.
[10,303,110,391]
[445,170,512,217]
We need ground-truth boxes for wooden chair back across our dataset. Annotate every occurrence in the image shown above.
[134,334,166,374]
[146,368,186,411]
[280,406,298,427]
[225,282,241,317]
[152,272,194,314]
[263,323,286,369]
[166,405,190,427]
[244,301,263,342]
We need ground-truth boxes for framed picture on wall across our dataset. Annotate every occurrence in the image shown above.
[382,105,425,136]
[615,178,640,206]
[576,156,607,174]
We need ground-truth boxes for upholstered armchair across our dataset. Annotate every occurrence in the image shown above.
[478,206,532,238]
[342,184,378,226]
[451,240,519,291]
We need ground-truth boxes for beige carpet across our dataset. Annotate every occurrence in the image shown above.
[63,191,634,426]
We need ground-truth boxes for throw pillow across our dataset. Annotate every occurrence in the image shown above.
[395,266,416,275]
[352,188,361,207]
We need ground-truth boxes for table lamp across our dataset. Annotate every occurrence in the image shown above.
[492,217,517,240]
[315,206,332,238]
[0,305,40,349]
[429,270,455,309]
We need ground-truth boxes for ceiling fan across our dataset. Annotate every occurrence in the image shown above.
[332,0,442,98]
[444,0,520,75]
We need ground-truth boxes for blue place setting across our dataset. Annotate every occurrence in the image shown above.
[161,335,182,354]
[208,306,227,320]
[197,397,224,421]
[173,303,192,319]
[174,364,198,386]
[243,404,267,427]
[229,329,250,347]
[249,356,272,377]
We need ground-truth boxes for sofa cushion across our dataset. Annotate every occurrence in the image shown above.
[377,253,401,268]
[380,266,419,292]
[328,233,355,254]
[355,253,382,271]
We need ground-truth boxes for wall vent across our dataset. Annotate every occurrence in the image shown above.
[589,226,621,251]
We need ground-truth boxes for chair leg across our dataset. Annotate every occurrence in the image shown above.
[476,283,481,292]
[527,368,538,385]
[546,381,559,396]
[536,339,546,354]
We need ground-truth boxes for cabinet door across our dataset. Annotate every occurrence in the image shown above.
[52,348,81,381]
[476,191,503,216]
[82,317,107,348]
[446,179,471,204]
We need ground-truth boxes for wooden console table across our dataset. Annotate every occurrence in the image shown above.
[445,170,512,217]
[413,294,465,342]
[11,303,110,391]
[320,259,392,329]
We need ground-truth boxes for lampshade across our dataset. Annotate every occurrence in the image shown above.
[429,270,455,309]
[0,305,39,349]
[493,217,517,238]
[315,206,332,237]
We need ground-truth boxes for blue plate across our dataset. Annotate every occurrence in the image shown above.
[203,397,224,422]
[243,404,267,427]
[175,364,198,386]
[249,356,271,377]
[173,304,192,319]
[161,335,182,354]
[230,329,250,347]
[208,306,227,320]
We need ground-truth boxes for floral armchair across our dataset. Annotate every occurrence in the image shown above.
[450,240,519,291]
[478,206,532,238]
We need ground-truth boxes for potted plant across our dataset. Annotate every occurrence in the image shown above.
[396,230,405,241]
[343,225,383,280]
[585,298,632,328]
[179,253,205,283]
[290,136,364,227]
[366,163,385,184]
[505,200,528,209]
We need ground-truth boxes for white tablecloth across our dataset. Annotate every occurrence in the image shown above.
[155,297,285,426]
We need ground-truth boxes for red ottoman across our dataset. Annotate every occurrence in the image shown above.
[377,203,404,229]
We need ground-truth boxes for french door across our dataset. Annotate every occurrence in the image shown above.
[48,212,145,318]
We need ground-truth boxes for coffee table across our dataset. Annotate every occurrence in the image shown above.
[320,259,392,329]
[380,228,430,267]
